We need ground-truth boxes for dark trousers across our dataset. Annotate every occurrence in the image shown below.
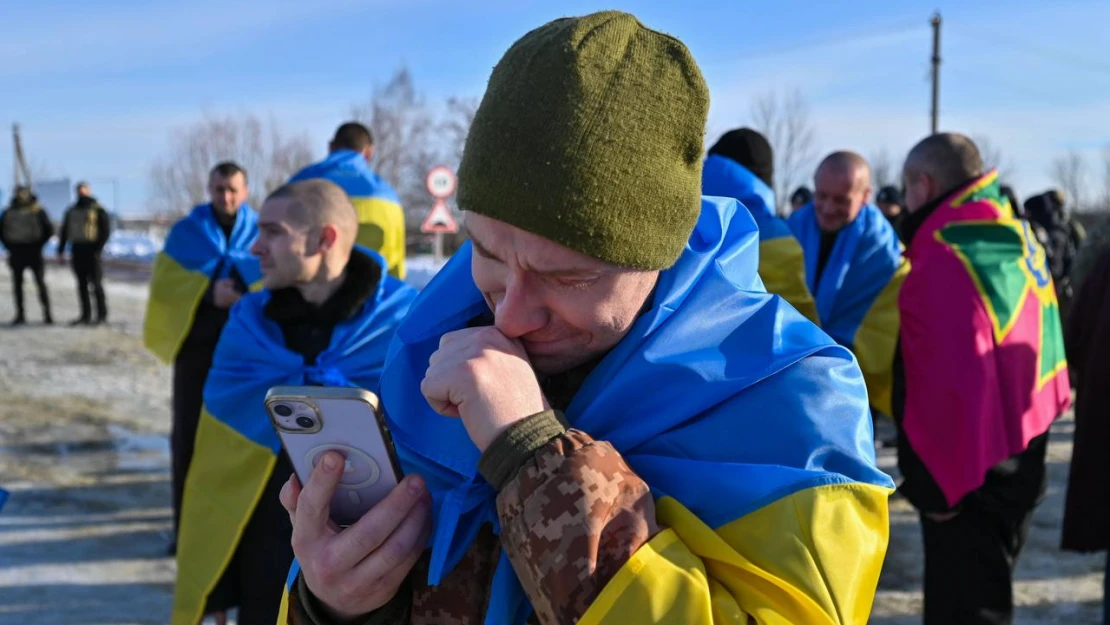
[71,245,107,321]
[206,454,296,625]
[170,345,217,535]
[921,500,1035,625]
[8,251,50,319]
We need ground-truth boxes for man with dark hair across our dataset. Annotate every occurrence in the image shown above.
[171,178,415,625]
[0,186,54,325]
[898,132,1070,624]
[876,185,906,240]
[290,121,406,279]
[1024,189,1085,320]
[58,182,110,325]
[143,161,259,554]
[702,128,817,321]
[788,152,907,419]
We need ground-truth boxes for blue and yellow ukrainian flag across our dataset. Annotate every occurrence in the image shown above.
[142,204,262,364]
[702,154,818,323]
[788,202,908,417]
[290,150,407,280]
[337,197,894,625]
[171,253,415,625]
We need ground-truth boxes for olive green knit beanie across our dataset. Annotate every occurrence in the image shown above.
[457,11,710,270]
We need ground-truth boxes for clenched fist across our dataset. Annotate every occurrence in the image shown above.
[420,327,547,451]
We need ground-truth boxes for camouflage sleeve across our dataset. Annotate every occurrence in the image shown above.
[482,412,660,625]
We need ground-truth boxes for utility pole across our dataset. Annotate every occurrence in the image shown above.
[930,12,942,134]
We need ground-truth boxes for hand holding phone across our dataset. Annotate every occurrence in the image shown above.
[266,386,403,526]
[279,437,431,621]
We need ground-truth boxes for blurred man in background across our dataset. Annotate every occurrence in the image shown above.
[790,185,812,213]
[142,162,260,554]
[789,152,907,419]
[876,184,906,242]
[897,133,1070,624]
[289,122,407,279]
[58,182,110,325]
[172,179,415,625]
[0,186,54,325]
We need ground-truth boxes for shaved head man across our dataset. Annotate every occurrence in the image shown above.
[174,178,416,625]
[813,151,873,233]
[252,179,360,300]
[788,150,905,419]
[894,132,1069,625]
[902,133,983,216]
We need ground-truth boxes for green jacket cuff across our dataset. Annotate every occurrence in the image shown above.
[479,409,568,491]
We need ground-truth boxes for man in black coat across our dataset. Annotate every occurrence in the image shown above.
[0,186,54,325]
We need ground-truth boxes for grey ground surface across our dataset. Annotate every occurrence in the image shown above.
[0,264,1103,624]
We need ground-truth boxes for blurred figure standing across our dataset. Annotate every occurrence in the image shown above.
[0,186,54,325]
[58,182,110,325]
[289,122,407,279]
[897,134,1070,624]
[1061,245,1110,625]
[876,185,906,242]
[789,185,812,213]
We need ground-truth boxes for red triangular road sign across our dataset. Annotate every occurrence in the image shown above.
[421,200,458,234]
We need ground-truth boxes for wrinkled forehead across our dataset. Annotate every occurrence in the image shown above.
[465,212,618,274]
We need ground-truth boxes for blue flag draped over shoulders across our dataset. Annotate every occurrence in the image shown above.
[289,150,400,202]
[379,197,893,625]
[788,201,903,347]
[701,154,790,242]
[166,203,263,284]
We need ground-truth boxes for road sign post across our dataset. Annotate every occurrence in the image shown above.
[422,166,459,264]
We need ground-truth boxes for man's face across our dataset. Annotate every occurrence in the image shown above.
[209,172,248,217]
[76,185,90,198]
[902,170,933,213]
[250,198,321,289]
[813,166,870,233]
[467,213,660,378]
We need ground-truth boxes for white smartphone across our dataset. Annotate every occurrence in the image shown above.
[265,386,403,527]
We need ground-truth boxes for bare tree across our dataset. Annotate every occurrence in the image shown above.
[148,113,314,216]
[973,135,1016,183]
[350,67,440,219]
[749,89,818,214]
[441,96,479,168]
[1049,150,1089,212]
[869,148,897,189]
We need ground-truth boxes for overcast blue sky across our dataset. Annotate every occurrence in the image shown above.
[1,0,1108,215]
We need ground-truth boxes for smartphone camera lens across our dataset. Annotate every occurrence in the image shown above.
[273,404,293,417]
[296,416,316,429]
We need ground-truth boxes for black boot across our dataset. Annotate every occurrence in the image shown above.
[43,311,54,325]
[10,315,26,327]
[69,317,91,327]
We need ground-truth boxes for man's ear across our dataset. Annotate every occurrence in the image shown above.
[318,224,339,253]
[362,146,374,163]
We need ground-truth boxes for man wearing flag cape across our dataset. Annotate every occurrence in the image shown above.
[290,122,407,280]
[788,152,908,418]
[171,179,415,625]
[143,162,261,550]
[896,133,1070,624]
[278,11,893,625]
[702,127,818,323]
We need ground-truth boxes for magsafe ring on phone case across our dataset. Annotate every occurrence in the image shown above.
[305,444,381,489]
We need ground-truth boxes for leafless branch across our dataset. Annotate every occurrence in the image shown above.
[749,89,818,214]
